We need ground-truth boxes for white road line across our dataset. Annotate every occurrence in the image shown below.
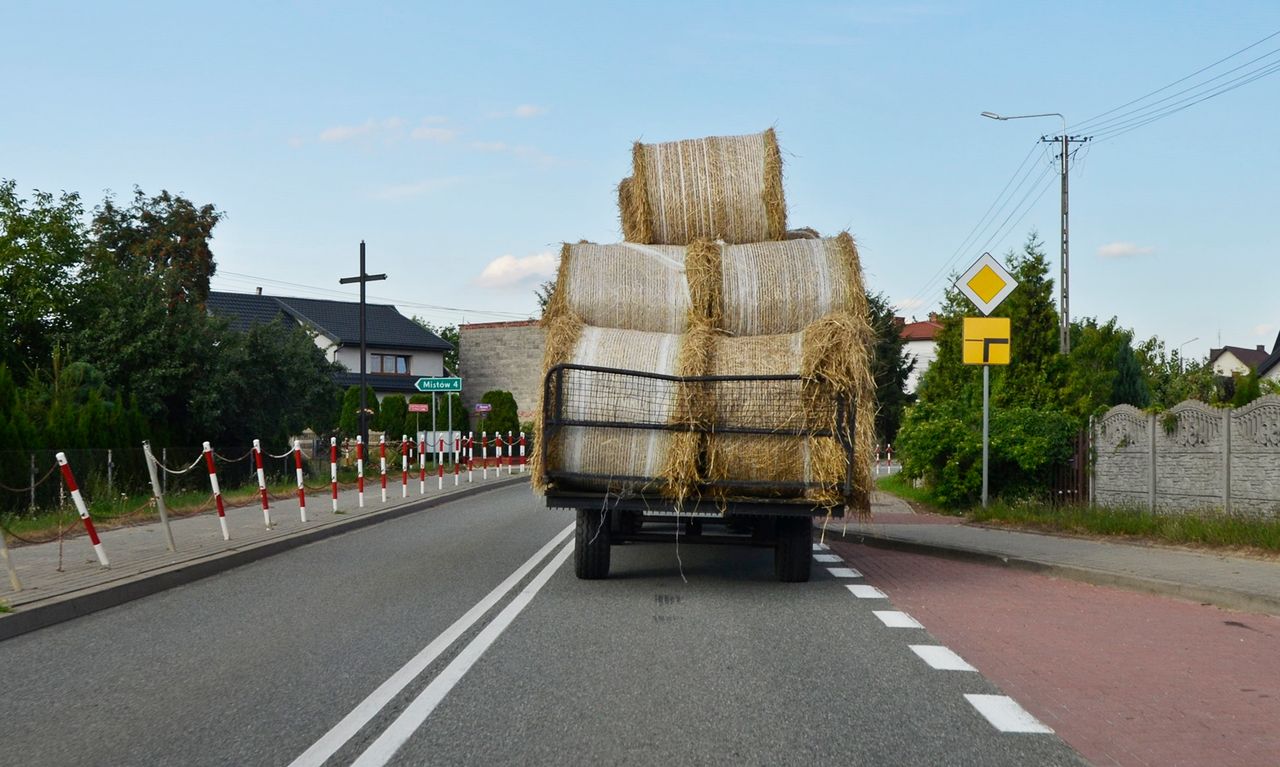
[873,610,923,628]
[910,645,977,671]
[353,541,575,767]
[813,553,842,563]
[812,543,829,551]
[288,524,574,767]
[827,567,862,578]
[964,694,1055,734]
[846,584,887,599]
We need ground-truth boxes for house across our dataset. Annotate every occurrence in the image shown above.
[901,314,943,394]
[206,290,454,398]
[1257,331,1280,383]
[1208,343,1270,377]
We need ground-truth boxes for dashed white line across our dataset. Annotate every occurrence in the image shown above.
[873,610,923,628]
[813,553,842,563]
[964,694,1055,733]
[846,584,887,599]
[910,644,977,671]
[812,543,829,551]
[826,567,862,578]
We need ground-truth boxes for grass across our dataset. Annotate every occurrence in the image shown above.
[0,600,10,613]
[877,474,1280,555]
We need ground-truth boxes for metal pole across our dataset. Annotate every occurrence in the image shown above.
[142,441,176,552]
[359,240,368,447]
[0,523,20,591]
[29,454,35,512]
[1060,132,1070,354]
[982,365,990,508]
[107,449,113,497]
[446,394,453,473]
[432,392,438,471]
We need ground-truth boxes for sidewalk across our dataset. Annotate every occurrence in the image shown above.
[819,491,1280,617]
[0,467,531,640]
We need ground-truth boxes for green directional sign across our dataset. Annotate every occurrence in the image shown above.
[414,376,462,393]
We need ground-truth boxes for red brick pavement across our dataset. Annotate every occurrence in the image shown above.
[829,540,1280,767]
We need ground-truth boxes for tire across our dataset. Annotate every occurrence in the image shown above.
[774,516,812,583]
[575,508,611,580]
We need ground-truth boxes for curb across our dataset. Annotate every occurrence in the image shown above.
[826,528,1280,618]
[0,475,531,642]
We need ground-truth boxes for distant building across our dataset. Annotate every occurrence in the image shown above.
[901,314,943,394]
[1208,343,1270,377]
[206,290,453,398]
[1255,331,1280,383]
[458,320,544,421]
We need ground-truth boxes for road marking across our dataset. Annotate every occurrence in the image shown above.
[826,567,861,578]
[813,553,842,563]
[873,610,923,628]
[910,645,977,671]
[812,543,829,551]
[846,584,887,599]
[288,524,574,767]
[352,541,575,767]
[964,694,1054,734]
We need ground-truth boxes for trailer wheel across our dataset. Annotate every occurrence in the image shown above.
[575,508,611,580]
[774,516,812,583]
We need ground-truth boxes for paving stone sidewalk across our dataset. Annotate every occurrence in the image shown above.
[820,491,1280,616]
[0,467,531,638]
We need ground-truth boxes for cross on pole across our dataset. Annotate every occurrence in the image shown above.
[339,241,387,448]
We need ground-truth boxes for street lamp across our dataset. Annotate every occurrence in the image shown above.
[1177,337,1199,372]
[981,110,1085,354]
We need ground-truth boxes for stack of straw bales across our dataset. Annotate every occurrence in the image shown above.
[537,129,874,512]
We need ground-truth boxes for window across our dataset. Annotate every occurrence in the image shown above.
[370,353,411,375]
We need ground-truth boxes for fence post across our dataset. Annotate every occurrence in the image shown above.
[1223,407,1233,514]
[162,448,168,494]
[107,449,114,497]
[29,454,35,512]
[1,525,21,591]
[142,441,177,552]
[1087,417,1096,507]
[1148,412,1157,512]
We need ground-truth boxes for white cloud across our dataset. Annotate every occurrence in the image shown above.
[372,177,463,200]
[1097,242,1155,259]
[1254,323,1277,337]
[470,140,508,152]
[475,251,557,288]
[411,126,458,142]
[513,104,547,118]
[319,118,401,143]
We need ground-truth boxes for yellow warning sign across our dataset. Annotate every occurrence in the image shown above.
[957,253,1018,315]
[963,317,1011,365]
[968,265,1007,304]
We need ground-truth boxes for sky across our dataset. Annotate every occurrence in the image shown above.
[3,1,1278,360]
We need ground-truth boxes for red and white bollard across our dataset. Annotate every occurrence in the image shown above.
[886,443,893,473]
[330,437,339,512]
[495,433,504,472]
[253,439,270,527]
[418,436,426,495]
[401,434,409,498]
[507,430,514,475]
[481,431,489,479]
[379,435,388,503]
[450,436,458,486]
[203,442,230,540]
[519,432,527,473]
[55,452,110,567]
[437,438,445,490]
[294,440,307,522]
[467,434,474,483]
[356,436,365,508]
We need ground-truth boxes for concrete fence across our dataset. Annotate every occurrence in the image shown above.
[1092,395,1280,515]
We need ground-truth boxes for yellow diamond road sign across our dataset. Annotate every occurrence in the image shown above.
[957,252,1018,315]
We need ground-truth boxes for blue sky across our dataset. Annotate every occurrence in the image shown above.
[4,1,1278,358]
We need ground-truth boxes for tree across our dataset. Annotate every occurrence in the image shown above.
[1230,372,1263,407]
[380,395,409,442]
[1135,337,1219,407]
[534,279,556,316]
[1061,317,1148,420]
[867,292,914,444]
[0,180,88,379]
[339,385,381,437]
[1111,342,1150,408]
[478,390,519,437]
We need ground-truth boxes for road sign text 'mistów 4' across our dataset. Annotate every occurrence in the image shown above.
[414,377,462,393]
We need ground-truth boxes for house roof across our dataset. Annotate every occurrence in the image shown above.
[1208,344,1269,370]
[1256,331,1280,378]
[207,291,452,352]
[901,319,943,342]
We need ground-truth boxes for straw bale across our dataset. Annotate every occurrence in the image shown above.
[531,313,584,493]
[718,232,868,337]
[622,129,787,245]
[546,241,693,333]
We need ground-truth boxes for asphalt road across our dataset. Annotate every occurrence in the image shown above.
[0,484,1085,766]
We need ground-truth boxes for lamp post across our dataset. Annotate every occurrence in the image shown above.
[981,111,1087,354]
[1177,337,1199,372]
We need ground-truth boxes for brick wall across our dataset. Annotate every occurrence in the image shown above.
[458,320,546,421]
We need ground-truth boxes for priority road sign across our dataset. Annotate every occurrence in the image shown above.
[414,376,462,393]
[957,252,1018,316]
[963,318,1011,365]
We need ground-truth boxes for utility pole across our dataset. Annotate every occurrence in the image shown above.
[1041,132,1090,354]
[981,111,1089,354]
[339,241,387,447]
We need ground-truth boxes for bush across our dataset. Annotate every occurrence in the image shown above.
[478,390,519,437]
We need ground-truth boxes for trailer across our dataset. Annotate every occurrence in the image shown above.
[539,363,857,582]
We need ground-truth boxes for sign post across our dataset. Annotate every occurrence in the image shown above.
[957,253,1018,509]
